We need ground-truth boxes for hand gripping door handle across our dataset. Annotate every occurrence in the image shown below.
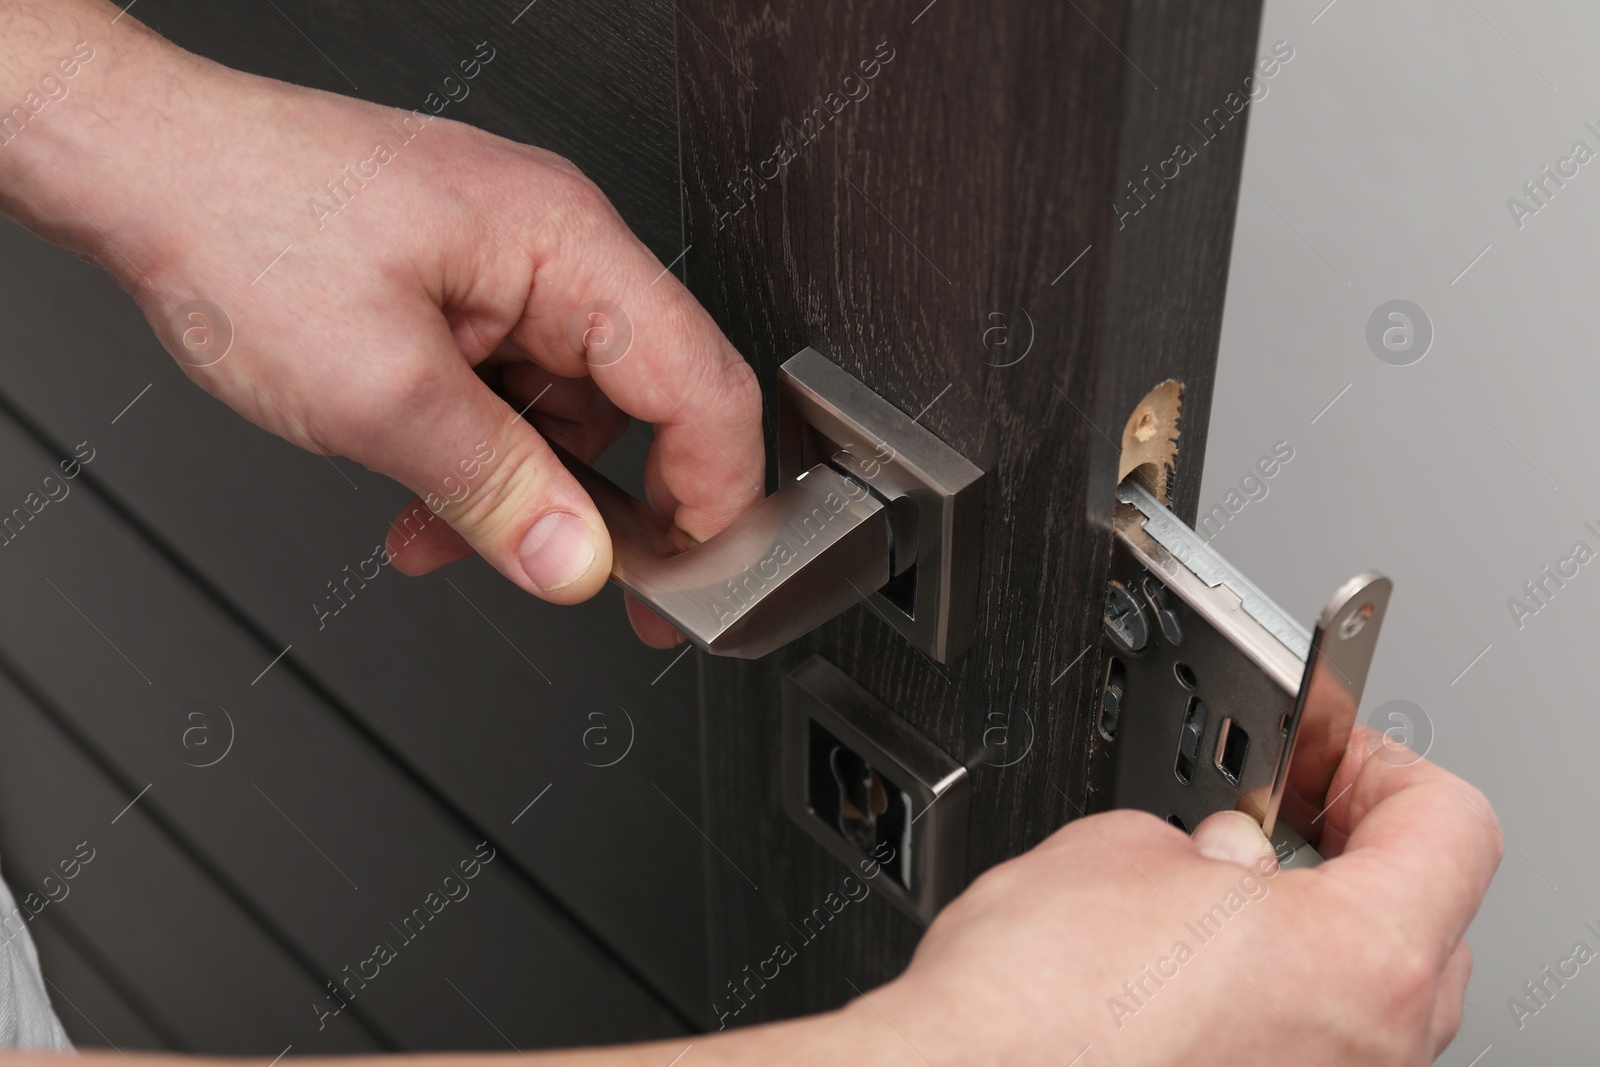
[546,348,986,663]
[556,446,893,660]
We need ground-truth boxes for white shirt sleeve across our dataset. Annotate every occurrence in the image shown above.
[0,867,73,1053]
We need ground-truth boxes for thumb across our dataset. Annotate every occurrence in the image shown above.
[356,349,612,604]
[1190,810,1279,872]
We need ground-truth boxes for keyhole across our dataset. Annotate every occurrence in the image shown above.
[829,746,887,851]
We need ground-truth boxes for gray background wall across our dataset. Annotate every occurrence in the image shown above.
[1206,0,1598,1061]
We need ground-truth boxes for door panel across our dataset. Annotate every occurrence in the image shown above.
[0,0,707,1034]
[0,407,683,1048]
[678,0,1262,1020]
[26,921,171,1052]
[0,671,381,1054]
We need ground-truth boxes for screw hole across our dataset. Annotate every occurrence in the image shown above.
[1214,718,1250,786]
[1173,662,1198,690]
[1340,602,1374,639]
[1167,813,1188,832]
[1174,696,1207,784]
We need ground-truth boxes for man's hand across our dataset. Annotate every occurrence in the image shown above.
[0,7,1504,1066]
[841,726,1502,1066]
[0,1,763,645]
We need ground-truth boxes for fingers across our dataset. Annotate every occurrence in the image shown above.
[388,366,632,579]
[343,319,613,604]
[1032,808,1198,886]
[500,362,630,463]
[513,366,686,647]
[505,171,765,541]
[1431,940,1473,1056]
[1191,810,1279,872]
[1317,726,1505,968]
[360,162,763,621]
[625,594,685,649]
[386,499,472,575]
[387,497,688,647]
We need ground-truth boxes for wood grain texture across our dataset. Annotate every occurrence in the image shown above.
[679,0,1264,1022]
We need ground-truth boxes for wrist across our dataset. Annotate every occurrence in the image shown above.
[827,983,956,1067]
[0,7,228,290]
[699,1000,923,1067]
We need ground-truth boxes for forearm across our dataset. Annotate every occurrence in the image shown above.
[0,0,232,284]
[0,1003,908,1067]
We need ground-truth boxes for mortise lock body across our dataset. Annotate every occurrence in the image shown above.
[1094,481,1391,851]
[557,349,984,662]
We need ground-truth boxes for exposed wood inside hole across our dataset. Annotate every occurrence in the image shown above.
[1117,380,1184,506]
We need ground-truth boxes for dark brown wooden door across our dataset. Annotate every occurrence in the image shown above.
[679,0,1265,1024]
[0,0,1264,1050]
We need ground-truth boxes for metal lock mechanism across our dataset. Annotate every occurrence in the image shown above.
[1092,480,1391,856]
[781,656,969,925]
[555,349,983,662]
[555,351,981,917]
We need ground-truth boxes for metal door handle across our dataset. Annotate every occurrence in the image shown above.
[558,447,893,659]
[551,349,985,662]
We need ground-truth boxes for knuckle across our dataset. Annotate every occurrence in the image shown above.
[719,354,764,423]
[527,146,587,181]
[443,432,541,539]
[1383,948,1440,1019]
[329,357,442,443]
[371,362,443,421]
[1078,808,1171,843]
[1454,781,1505,860]
[1347,928,1438,1048]
[950,860,1025,915]
[1434,1001,1465,1051]
[648,296,710,369]
[1310,884,1438,1047]
[1335,956,1434,1062]
[545,166,618,238]
[678,351,762,452]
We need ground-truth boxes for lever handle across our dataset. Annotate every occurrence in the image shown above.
[555,446,892,659]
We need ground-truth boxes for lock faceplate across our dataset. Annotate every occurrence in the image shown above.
[1095,482,1391,846]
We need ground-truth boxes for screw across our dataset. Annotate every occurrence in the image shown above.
[1103,581,1149,653]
